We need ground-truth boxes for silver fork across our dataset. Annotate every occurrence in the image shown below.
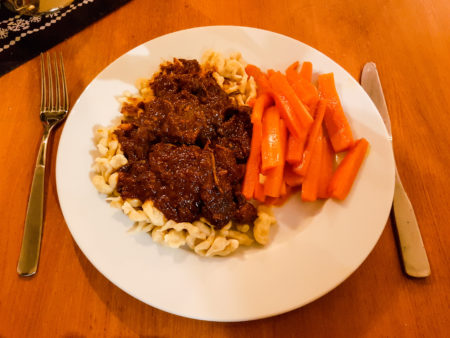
[17,52,69,276]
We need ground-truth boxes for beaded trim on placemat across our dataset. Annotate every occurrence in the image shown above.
[0,0,95,53]
[0,0,131,76]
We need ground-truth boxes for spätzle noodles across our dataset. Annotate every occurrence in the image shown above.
[91,51,277,257]
[253,206,277,245]
[201,50,257,106]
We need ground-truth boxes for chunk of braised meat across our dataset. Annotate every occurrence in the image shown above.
[212,145,239,191]
[120,101,143,118]
[215,106,252,162]
[116,161,160,202]
[159,59,201,76]
[148,143,211,223]
[233,187,258,225]
[159,98,207,145]
[200,183,236,228]
[150,59,231,145]
[115,124,153,162]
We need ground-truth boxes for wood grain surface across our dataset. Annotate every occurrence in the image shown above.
[1,0,449,336]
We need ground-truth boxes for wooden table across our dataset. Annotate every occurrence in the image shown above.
[1,0,449,336]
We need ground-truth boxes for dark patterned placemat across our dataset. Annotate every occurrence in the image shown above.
[0,0,131,77]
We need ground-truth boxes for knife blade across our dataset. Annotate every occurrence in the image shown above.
[361,62,431,278]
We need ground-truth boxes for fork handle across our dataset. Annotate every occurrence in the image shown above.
[393,170,431,278]
[17,126,51,276]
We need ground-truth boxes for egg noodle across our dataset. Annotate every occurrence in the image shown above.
[92,51,276,257]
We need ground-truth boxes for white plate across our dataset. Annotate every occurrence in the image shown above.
[56,26,395,322]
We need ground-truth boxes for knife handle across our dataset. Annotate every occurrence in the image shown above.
[392,170,431,277]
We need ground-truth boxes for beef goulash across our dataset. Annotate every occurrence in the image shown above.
[114,59,257,229]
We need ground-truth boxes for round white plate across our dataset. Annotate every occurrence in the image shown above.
[56,26,395,322]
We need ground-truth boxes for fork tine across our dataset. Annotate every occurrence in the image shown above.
[59,53,69,110]
[46,53,54,111]
[54,54,61,111]
[40,53,46,112]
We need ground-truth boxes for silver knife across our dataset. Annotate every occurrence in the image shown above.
[361,62,431,278]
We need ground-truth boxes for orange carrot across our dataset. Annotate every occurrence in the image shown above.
[285,62,319,114]
[247,97,256,107]
[251,93,273,123]
[318,73,354,152]
[285,61,300,84]
[299,61,313,82]
[286,133,307,165]
[269,71,314,131]
[280,180,287,196]
[271,92,303,140]
[284,165,304,187]
[242,121,263,199]
[254,179,266,203]
[301,129,324,202]
[261,106,282,172]
[267,69,276,77]
[245,64,272,94]
[293,99,327,176]
[328,138,369,200]
[317,132,335,199]
[264,119,287,197]
[291,79,320,115]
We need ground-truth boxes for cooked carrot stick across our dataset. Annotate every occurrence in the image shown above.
[318,73,354,152]
[286,133,307,165]
[280,180,287,196]
[269,71,314,131]
[245,64,272,94]
[267,69,276,77]
[284,165,304,187]
[299,61,313,82]
[264,119,287,197]
[247,97,256,107]
[242,121,263,200]
[251,93,273,123]
[285,61,300,83]
[266,191,291,206]
[293,99,327,176]
[301,129,323,202]
[287,61,313,83]
[285,63,319,115]
[261,106,282,172]
[291,79,320,115]
[271,93,302,140]
[317,130,335,199]
[328,138,369,200]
